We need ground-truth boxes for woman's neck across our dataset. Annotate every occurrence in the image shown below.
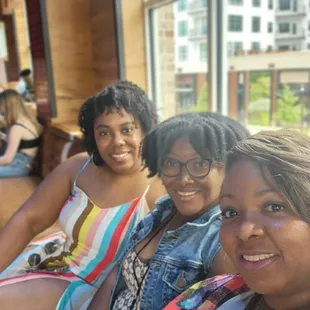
[263,287,310,310]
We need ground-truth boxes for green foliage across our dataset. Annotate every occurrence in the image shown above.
[249,74,271,126]
[249,111,269,126]
[181,82,208,113]
[276,84,301,125]
[250,75,270,103]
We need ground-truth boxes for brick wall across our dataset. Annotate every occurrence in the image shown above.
[156,4,176,120]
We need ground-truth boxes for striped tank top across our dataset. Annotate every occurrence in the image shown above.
[57,156,150,284]
[0,157,150,309]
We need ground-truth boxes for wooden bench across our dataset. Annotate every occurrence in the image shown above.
[0,122,85,240]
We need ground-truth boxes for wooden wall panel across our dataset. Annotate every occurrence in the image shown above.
[25,0,51,117]
[3,15,18,80]
[121,0,147,91]
[14,0,31,70]
[89,0,119,90]
[45,0,96,123]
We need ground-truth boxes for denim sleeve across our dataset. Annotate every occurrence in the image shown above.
[202,217,222,272]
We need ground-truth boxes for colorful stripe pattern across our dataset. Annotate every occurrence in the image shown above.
[0,184,149,310]
[164,274,252,310]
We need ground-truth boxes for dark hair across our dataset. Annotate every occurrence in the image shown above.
[142,112,250,177]
[78,80,157,166]
[20,69,31,77]
[226,129,310,222]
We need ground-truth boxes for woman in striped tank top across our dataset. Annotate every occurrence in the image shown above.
[0,81,166,309]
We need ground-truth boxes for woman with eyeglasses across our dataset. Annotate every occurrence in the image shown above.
[164,129,310,310]
[89,112,250,310]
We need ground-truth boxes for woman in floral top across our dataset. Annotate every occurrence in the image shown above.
[165,130,310,310]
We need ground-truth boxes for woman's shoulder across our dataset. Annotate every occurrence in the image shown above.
[54,152,91,177]
[164,274,252,310]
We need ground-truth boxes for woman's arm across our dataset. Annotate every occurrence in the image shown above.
[88,265,118,310]
[0,154,83,272]
[0,125,22,165]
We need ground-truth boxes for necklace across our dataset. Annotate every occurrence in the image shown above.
[254,297,263,310]
[129,211,178,310]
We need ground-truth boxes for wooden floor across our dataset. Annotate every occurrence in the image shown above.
[0,176,60,241]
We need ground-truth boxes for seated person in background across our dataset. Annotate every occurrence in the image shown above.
[0,81,166,310]
[16,68,35,102]
[0,89,42,177]
[165,129,310,310]
[89,112,250,310]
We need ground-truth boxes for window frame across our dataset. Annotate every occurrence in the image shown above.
[228,15,243,32]
[252,16,261,33]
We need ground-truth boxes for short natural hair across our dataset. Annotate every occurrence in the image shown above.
[142,112,250,177]
[78,80,157,166]
[226,129,310,222]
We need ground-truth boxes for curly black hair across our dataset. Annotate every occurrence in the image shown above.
[142,112,250,177]
[78,80,157,166]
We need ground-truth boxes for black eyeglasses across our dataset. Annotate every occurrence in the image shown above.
[161,157,213,178]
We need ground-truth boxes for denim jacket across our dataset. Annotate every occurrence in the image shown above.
[109,195,222,310]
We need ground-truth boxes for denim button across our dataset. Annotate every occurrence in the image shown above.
[140,302,151,308]
[167,233,179,239]
[151,262,161,269]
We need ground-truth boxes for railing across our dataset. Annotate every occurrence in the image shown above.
[188,0,207,14]
[276,4,306,16]
[275,28,306,39]
[189,28,207,39]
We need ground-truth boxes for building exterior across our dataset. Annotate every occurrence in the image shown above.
[275,0,310,51]
[174,0,207,74]
[175,0,310,72]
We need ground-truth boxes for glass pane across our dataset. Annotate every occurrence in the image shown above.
[277,71,309,128]
[149,0,208,120]
[248,71,271,127]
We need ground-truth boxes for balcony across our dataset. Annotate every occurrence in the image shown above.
[275,28,306,40]
[188,28,207,40]
[188,0,207,15]
[276,4,306,17]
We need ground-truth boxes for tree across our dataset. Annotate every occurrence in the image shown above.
[249,75,271,126]
[192,82,208,112]
[250,75,270,103]
[276,84,301,125]
[180,82,208,113]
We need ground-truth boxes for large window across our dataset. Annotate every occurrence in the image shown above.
[252,17,261,33]
[229,0,243,5]
[229,15,243,32]
[147,1,207,119]
[178,20,188,37]
[145,0,309,130]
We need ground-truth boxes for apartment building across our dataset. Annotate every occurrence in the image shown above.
[174,0,275,74]
[174,0,207,74]
[275,0,310,51]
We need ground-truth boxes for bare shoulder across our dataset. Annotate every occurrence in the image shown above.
[48,152,91,182]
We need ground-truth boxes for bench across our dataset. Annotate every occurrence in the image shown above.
[0,122,85,240]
